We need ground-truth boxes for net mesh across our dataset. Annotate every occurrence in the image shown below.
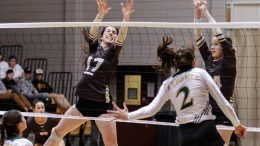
[0,22,260,142]
[0,23,260,125]
[0,0,260,145]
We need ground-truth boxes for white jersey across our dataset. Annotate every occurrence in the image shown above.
[128,68,240,126]
[4,138,33,146]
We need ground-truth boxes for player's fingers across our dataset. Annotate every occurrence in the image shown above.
[123,102,128,111]
[107,110,118,114]
[112,101,121,110]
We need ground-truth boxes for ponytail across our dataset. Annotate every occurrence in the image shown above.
[157,36,176,73]
[157,36,195,73]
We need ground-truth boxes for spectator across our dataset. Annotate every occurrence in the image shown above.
[32,69,52,93]
[0,110,33,146]
[0,79,32,112]
[8,55,24,80]
[1,69,32,111]
[17,67,50,102]
[23,99,65,146]
[0,52,9,79]
[18,67,71,113]
[2,69,19,92]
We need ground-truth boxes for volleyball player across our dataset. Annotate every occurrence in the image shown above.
[44,0,135,146]
[193,0,237,144]
[24,99,64,146]
[108,36,246,146]
[0,110,33,146]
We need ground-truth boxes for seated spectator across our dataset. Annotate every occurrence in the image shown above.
[32,69,53,93]
[8,55,24,80]
[18,67,71,113]
[23,99,65,146]
[0,52,9,79]
[0,79,32,112]
[2,69,19,92]
[1,69,32,111]
[0,109,33,146]
[17,67,49,102]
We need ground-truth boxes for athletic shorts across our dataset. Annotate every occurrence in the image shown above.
[179,120,224,146]
[212,109,232,126]
[75,99,113,117]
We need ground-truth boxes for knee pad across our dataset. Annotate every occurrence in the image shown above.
[49,128,63,142]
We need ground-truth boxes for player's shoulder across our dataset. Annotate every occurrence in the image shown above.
[189,68,209,77]
[191,67,207,73]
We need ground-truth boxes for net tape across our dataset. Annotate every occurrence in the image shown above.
[0,22,260,29]
[0,111,259,132]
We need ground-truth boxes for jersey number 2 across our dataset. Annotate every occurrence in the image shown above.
[84,56,104,76]
[177,86,193,110]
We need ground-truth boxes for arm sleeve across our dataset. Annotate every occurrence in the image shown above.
[194,18,210,63]
[216,34,236,63]
[17,80,29,94]
[197,36,210,62]
[128,82,170,120]
[202,70,240,126]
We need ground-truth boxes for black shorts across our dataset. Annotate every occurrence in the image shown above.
[212,109,232,126]
[75,99,113,117]
[179,120,224,146]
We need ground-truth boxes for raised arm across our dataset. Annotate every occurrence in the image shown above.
[193,0,203,41]
[90,0,111,40]
[197,0,235,60]
[116,0,135,45]
[193,0,210,62]
[197,0,222,35]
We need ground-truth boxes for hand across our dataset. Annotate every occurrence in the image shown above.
[193,0,207,10]
[121,0,135,18]
[96,0,111,18]
[107,102,129,120]
[234,124,246,138]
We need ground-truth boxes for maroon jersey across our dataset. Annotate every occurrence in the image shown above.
[196,34,236,111]
[75,35,122,102]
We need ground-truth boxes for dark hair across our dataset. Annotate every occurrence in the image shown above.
[100,26,119,36]
[32,99,44,109]
[157,36,195,73]
[0,110,23,145]
[225,37,233,47]
[6,69,13,74]
[8,55,17,61]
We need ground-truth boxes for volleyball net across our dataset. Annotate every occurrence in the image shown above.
[0,22,260,145]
